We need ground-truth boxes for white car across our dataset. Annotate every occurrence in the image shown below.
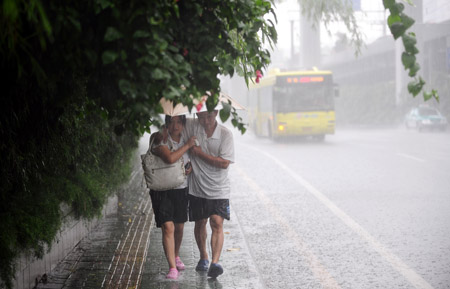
[404,106,448,131]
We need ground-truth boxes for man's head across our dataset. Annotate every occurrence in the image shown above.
[196,110,218,132]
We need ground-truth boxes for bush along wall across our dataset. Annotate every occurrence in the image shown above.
[0,72,138,289]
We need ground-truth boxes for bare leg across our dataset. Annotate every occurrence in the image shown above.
[209,215,224,264]
[161,221,176,269]
[194,218,209,260]
[174,223,184,257]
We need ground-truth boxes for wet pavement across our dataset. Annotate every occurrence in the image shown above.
[34,128,450,289]
[37,149,263,289]
[140,208,262,289]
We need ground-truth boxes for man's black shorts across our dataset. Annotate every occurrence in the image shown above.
[149,187,188,228]
[188,194,230,221]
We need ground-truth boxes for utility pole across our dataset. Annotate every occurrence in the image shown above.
[299,7,321,68]
[291,20,295,60]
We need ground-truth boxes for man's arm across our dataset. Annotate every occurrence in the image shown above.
[190,145,230,169]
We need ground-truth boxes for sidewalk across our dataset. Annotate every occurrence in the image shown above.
[37,159,263,289]
[140,207,262,289]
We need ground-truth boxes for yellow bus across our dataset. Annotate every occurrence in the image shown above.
[248,68,338,141]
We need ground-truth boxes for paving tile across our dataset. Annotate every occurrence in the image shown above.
[38,155,264,289]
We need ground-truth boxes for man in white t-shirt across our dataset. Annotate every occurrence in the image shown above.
[183,109,234,278]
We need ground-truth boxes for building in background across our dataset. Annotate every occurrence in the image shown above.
[322,0,450,126]
[423,0,450,23]
[221,0,450,128]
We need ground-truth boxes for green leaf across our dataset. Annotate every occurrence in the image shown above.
[104,27,123,42]
[151,68,169,80]
[432,89,439,102]
[149,17,162,25]
[120,50,127,61]
[401,52,415,69]
[389,22,406,40]
[118,79,133,96]
[84,50,98,65]
[100,107,109,120]
[402,33,417,52]
[407,78,425,97]
[67,15,81,32]
[389,3,404,14]
[101,50,119,64]
[408,63,420,77]
[3,0,19,20]
[97,0,114,10]
[133,30,151,38]
[400,14,415,30]
[219,102,231,122]
[383,0,395,9]
[387,14,401,26]
[36,0,52,35]
[410,46,419,55]
[423,89,439,102]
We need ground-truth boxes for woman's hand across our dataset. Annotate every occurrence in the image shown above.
[186,136,197,148]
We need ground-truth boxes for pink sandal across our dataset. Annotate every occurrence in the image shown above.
[175,256,185,271]
[166,268,178,279]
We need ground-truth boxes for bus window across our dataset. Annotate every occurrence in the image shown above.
[259,86,273,113]
[273,84,334,113]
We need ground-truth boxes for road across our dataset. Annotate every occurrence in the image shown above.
[229,127,450,289]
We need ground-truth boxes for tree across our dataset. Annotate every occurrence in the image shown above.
[297,0,438,102]
[0,0,277,287]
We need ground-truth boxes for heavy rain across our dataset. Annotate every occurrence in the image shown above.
[217,0,450,288]
[5,1,450,289]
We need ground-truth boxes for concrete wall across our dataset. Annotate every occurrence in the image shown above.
[12,194,118,289]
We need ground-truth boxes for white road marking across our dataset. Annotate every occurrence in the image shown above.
[240,144,434,289]
[235,165,342,289]
[397,153,426,162]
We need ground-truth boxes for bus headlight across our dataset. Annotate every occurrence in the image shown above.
[278,122,286,131]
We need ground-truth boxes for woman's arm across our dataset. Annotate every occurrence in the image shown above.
[153,136,197,164]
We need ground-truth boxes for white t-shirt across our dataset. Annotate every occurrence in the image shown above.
[151,134,189,189]
[183,118,234,199]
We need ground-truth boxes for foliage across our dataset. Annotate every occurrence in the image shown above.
[0,0,277,287]
[2,0,277,136]
[298,0,364,55]
[382,0,439,102]
[0,72,136,288]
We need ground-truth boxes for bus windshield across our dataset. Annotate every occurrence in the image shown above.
[273,83,334,113]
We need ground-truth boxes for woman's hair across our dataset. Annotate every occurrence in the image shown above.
[165,115,186,126]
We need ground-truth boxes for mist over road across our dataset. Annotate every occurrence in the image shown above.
[230,128,450,289]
